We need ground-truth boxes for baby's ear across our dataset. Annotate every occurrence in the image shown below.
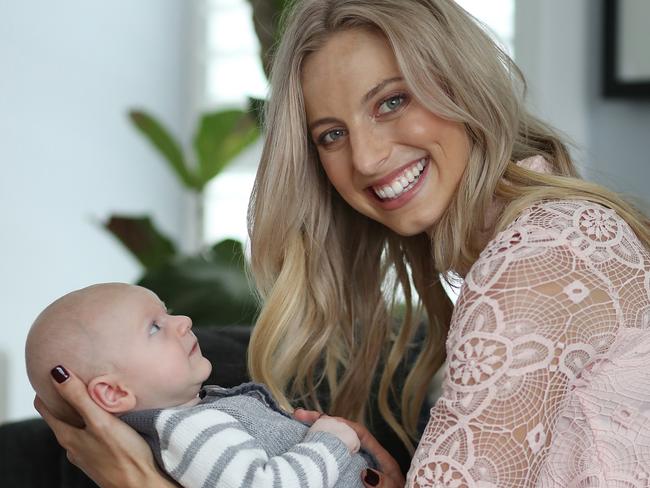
[88,375,136,414]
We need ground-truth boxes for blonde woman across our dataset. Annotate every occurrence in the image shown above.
[39,0,650,487]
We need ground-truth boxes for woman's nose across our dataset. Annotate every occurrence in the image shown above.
[349,126,389,175]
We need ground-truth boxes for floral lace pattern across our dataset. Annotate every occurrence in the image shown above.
[407,199,650,487]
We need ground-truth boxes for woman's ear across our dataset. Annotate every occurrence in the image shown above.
[87,375,137,414]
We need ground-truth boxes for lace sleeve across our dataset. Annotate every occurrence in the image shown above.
[407,203,633,487]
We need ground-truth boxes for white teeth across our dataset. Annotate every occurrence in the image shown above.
[372,157,428,201]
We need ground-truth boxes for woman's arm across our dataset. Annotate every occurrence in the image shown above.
[35,366,176,488]
[408,215,621,487]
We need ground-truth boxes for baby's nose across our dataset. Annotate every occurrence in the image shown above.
[176,315,192,335]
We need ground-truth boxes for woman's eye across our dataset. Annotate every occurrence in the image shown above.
[377,94,407,115]
[149,323,161,336]
[319,128,347,145]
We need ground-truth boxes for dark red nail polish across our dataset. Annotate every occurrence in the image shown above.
[364,468,380,486]
[51,365,70,383]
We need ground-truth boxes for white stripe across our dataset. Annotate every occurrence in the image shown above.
[225,448,303,486]
[156,408,238,446]
[284,452,325,488]
[156,409,251,473]
[175,430,254,487]
[301,442,340,485]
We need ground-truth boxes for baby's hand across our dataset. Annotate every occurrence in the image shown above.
[308,415,361,453]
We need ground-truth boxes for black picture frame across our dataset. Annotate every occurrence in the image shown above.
[603,0,650,98]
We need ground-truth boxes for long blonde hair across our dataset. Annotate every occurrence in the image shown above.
[247,0,650,451]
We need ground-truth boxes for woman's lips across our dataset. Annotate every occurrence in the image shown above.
[371,157,428,197]
[368,158,430,210]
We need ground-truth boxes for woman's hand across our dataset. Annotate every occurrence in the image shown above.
[294,409,405,487]
[35,365,176,488]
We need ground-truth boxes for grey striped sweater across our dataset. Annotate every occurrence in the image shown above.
[121,383,372,487]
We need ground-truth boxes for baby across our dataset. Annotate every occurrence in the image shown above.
[26,283,372,487]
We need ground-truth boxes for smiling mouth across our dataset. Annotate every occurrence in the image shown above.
[371,157,429,200]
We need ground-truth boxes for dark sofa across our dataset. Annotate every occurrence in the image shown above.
[0,325,418,487]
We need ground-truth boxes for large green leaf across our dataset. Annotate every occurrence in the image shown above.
[210,238,247,268]
[138,238,258,326]
[104,215,177,270]
[129,110,199,190]
[193,110,259,189]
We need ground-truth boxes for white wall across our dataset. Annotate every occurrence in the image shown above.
[515,0,590,165]
[0,0,192,422]
[585,0,650,204]
[515,0,650,205]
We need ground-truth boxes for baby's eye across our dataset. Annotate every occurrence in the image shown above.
[318,128,347,145]
[377,94,407,115]
[149,323,161,336]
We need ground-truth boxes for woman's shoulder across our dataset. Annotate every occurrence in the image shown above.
[484,198,645,264]
[450,197,650,368]
[464,198,649,298]
[506,198,628,241]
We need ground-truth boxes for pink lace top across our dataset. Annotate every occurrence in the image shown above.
[407,160,650,487]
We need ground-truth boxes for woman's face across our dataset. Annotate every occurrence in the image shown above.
[302,28,470,236]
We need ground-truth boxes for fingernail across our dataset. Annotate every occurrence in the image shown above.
[51,365,70,383]
[364,468,380,486]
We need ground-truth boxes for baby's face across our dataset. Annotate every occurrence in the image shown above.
[95,285,212,410]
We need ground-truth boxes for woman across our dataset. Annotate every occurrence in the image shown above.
[39,0,650,486]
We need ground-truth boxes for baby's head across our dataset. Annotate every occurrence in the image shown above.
[26,283,212,424]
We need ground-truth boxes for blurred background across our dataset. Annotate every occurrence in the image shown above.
[1,0,649,424]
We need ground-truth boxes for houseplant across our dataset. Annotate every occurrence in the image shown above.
[105,0,292,326]
[105,108,260,326]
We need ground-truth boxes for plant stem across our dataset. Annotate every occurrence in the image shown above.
[196,190,205,250]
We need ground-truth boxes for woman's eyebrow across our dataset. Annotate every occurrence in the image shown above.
[309,117,340,133]
[360,76,404,107]
[308,76,404,133]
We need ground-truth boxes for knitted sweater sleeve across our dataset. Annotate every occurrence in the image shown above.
[153,406,353,488]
